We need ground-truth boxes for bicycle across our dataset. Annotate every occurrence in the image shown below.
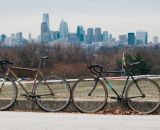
[72,62,160,114]
[0,56,71,112]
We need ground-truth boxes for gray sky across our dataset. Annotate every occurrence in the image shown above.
[0,0,160,41]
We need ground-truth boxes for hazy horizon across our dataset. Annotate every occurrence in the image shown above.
[0,0,160,41]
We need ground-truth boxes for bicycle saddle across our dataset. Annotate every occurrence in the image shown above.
[40,56,50,60]
[0,59,14,65]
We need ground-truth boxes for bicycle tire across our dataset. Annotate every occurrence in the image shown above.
[125,77,160,114]
[0,74,17,110]
[72,78,108,113]
[35,75,71,112]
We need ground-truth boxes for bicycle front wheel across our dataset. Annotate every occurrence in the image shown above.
[72,78,108,113]
[126,78,160,114]
[35,75,71,112]
[0,75,17,110]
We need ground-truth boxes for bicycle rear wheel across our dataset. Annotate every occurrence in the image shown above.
[0,75,17,110]
[72,78,108,113]
[126,78,160,114]
[35,75,71,112]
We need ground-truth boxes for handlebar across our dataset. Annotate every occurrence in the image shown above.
[0,60,14,65]
[87,64,103,75]
[0,59,14,71]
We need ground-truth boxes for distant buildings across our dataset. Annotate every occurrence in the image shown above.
[76,25,85,43]
[153,36,159,44]
[136,30,148,45]
[128,33,135,45]
[50,31,60,41]
[94,28,102,42]
[0,34,6,43]
[103,31,109,44]
[59,19,69,42]
[1,13,159,48]
[41,13,50,43]
[2,32,25,46]
[118,35,127,45]
[86,28,94,44]
[68,33,80,44]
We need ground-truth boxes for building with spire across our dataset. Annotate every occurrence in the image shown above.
[41,13,50,43]
[59,19,69,42]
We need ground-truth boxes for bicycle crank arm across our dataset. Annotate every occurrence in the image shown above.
[36,93,54,98]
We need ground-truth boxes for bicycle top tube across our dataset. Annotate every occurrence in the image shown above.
[88,62,141,76]
[0,56,50,72]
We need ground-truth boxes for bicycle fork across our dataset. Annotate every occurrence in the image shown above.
[88,78,99,96]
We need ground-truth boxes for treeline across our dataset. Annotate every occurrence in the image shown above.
[0,43,160,78]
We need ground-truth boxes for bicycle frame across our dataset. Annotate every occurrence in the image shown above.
[92,70,144,100]
[3,66,51,96]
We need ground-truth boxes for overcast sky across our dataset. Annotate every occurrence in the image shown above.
[0,0,160,41]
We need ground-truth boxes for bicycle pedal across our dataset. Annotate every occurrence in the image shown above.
[20,93,27,97]
[110,96,117,99]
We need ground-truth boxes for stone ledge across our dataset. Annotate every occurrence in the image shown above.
[2,100,160,114]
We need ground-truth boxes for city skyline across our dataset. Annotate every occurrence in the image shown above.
[0,0,160,40]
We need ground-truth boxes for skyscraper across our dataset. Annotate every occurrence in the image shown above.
[153,36,159,44]
[41,13,50,43]
[94,28,102,42]
[0,34,6,43]
[76,25,84,42]
[43,13,49,29]
[128,33,135,45]
[118,35,127,45]
[103,31,109,43]
[136,30,148,45]
[59,19,69,41]
[16,32,23,45]
[28,31,32,43]
[86,28,94,44]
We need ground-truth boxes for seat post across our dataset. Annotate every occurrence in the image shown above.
[38,59,42,69]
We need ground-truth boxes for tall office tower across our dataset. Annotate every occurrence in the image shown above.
[94,28,102,42]
[43,13,49,29]
[86,28,94,44]
[153,36,159,44]
[128,33,135,45]
[118,35,127,44]
[76,25,84,42]
[103,31,109,43]
[136,30,148,45]
[0,34,6,43]
[41,13,50,43]
[16,32,22,39]
[28,31,32,43]
[16,32,23,45]
[59,19,69,41]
